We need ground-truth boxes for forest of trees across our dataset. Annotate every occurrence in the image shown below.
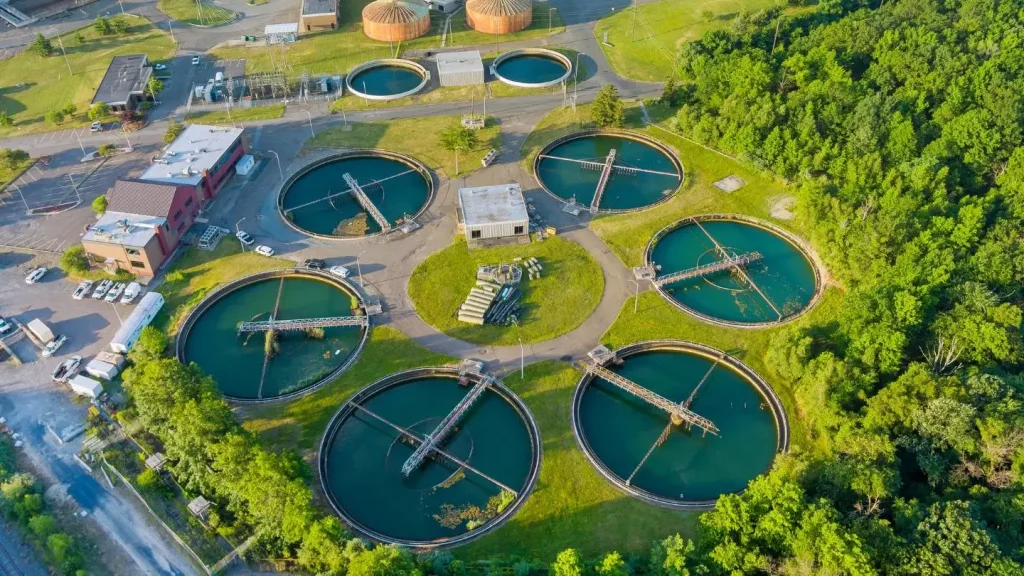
[658,0,1024,572]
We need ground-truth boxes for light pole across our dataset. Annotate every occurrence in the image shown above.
[235,217,246,251]
[68,173,81,202]
[57,36,72,75]
[167,20,176,44]
[268,150,284,180]
[574,52,585,102]
[355,250,366,287]
[628,280,640,314]
[111,302,123,326]
[121,125,132,150]
[74,130,86,156]
[510,318,524,379]
[304,110,314,137]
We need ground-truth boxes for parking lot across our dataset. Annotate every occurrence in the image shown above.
[0,146,154,253]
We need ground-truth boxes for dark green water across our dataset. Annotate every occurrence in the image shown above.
[324,377,534,543]
[350,65,422,97]
[650,220,817,323]
[579,350,778,502]
[282,156,429,237]
[537,135,680,210]
[495,54,568,84]
[183,277,363,399]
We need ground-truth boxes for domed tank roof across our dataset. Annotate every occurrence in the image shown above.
[362,0,430,24]
[466,0,532,16]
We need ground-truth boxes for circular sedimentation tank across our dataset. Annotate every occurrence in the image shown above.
[466,0,532,34]
[346,59,429,100]
[278,151,433,239]
[492,48,572,88]
[572,341,788,509]
[647,215,821,326]
[362,0,431,41]
[534,130,682,213]
[319,368,541,547]
[176,270,368,403]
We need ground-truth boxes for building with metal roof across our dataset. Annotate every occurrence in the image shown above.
[436,50,485,87]
[458,183,529,243]
[91,54,154,113]
[265,22,299,43]
[300,0,337,32]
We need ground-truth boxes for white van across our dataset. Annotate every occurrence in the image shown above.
[120,282,142,305]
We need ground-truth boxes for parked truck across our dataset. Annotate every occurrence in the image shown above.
[109,292,163,354]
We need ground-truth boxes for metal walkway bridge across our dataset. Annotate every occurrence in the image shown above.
[653,252,763,287]
[580,362,719,435]
[238,315,368,334]
[282,169,416,214]
[590,149,617,213]
[343,173,391,232]
[538,154,679,178]
[695,221,782,321]
[402,376,493,476]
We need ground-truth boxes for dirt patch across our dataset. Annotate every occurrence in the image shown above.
[769,195,796,220]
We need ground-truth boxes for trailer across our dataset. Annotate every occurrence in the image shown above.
[69,375,104,399]
[109,292,164,354]
[85,360,119,381]
[26,319,54,344]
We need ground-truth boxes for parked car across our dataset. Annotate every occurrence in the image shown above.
[328,265,351,279]
[236,231,254,246]
[254,245,274,257]
[120,282,141,305]
[105,283,126,302]
[191,56,201,66]
[0,315,12,334]
[72,280,93,300]
[24,267,46,284]
[90,121,102,132]
[42,335,67,358]
[51,355,82,382]
[154,63,167,71]
[91,279,113,299]
[303,258,326,270]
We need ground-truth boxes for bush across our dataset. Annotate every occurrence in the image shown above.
[91,195,108,215]
[45,110,65,125]
[59,246,90,274]
[88,102,109,121]
[61,103,76,117]
[136,468,163,493]
[112,16,129,34]
[0,149,29,171]
[0,111,12,127]
[94,16,112,35]
[164,119,185,144]
[28,33,52,57]
[165,270,186,283]
[98,144,116,157]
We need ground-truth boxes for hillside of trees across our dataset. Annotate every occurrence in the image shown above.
[657,0,1024,571]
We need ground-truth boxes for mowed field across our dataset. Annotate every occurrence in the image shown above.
[0,19,174,138]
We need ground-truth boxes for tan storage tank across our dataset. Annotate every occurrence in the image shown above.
[466,0,532,34]
[362,0,431,42]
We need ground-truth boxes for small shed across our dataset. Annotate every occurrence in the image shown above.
[436,51,485,87]
[188,496,211,518]
[145,452,168,471]
[458,183,529,241]
[265,23,299,44]
[300,0,338,32]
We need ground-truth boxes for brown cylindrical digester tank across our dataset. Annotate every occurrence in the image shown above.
[466,0,533,34]
[362,0,431,42]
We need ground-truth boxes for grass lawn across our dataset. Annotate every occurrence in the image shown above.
[238,326,455,454]
[594,0,784,82]
[408,236,604,346]
[0,19,174,139]
[210,1,563,75]
[459,361,693,562]
[185,104,285,124]
[155,241,294,335]
[158,0,235,26]
[0,154,34,190]
[307,115,500,179]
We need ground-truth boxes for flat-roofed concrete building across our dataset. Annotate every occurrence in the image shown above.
[92,54,154,113]
[81,212,170,277]
[300,0,337,32]
[436,50,485,86]
[458,183,529,244]
[138,124,245,201]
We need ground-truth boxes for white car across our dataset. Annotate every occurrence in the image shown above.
[42,335,67,358]
[90,121,102,132]
[105,282,126,302]
[72,280,94,300]
[51,355,81,382]
[91,279,113,299]
[154,63,167,71]
[236,231,254,246]
[254,245,274,257]
[24,267,46,284]
[191,56,201,66]
[0,315,12,335]
[328,265,351,279]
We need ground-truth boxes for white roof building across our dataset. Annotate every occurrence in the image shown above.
[139,125,245,186]
[82,212,165,248]
[436,50,485,87]
[69,375,104,399]
[458,183,529,241]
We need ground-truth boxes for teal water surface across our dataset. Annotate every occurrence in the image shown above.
[183,277,363,399]
[579,350,778,502]
[282,156,429,237]
[650,220,817,323]
[324,377,534,543]
[536,135,680,210]
[495,54,568,84]
[350,65,423,97]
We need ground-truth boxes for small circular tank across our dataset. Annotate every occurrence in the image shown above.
[362,0,431,42]
[466,0,533,34]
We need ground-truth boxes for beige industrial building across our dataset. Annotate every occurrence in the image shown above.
[458,183,529,245]
[466,0,532,34]
[300,0,338,32]
[362,0,431,41]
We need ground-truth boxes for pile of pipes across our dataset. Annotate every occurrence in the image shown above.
[457,281,501,325]
[485,284,521,325]
[525,257,543,280]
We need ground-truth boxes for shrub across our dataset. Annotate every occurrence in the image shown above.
[94,16,112,35]
[61,103,76,117]
[165,270,186,283]
[59,246,90,274]
[98,144,116,157]
[88,102,109,121]
[28,33,52,57]
[91,195,108,215]
[45,110,64,125]
[0,111,12,127]
[164,119,185,144]
[112,16,129,34]
[136,468,162,493]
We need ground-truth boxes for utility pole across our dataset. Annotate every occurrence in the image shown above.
[57,36,72,75]
[168,20,176,44]
[631,0,639,40]
[628,280,640,314]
